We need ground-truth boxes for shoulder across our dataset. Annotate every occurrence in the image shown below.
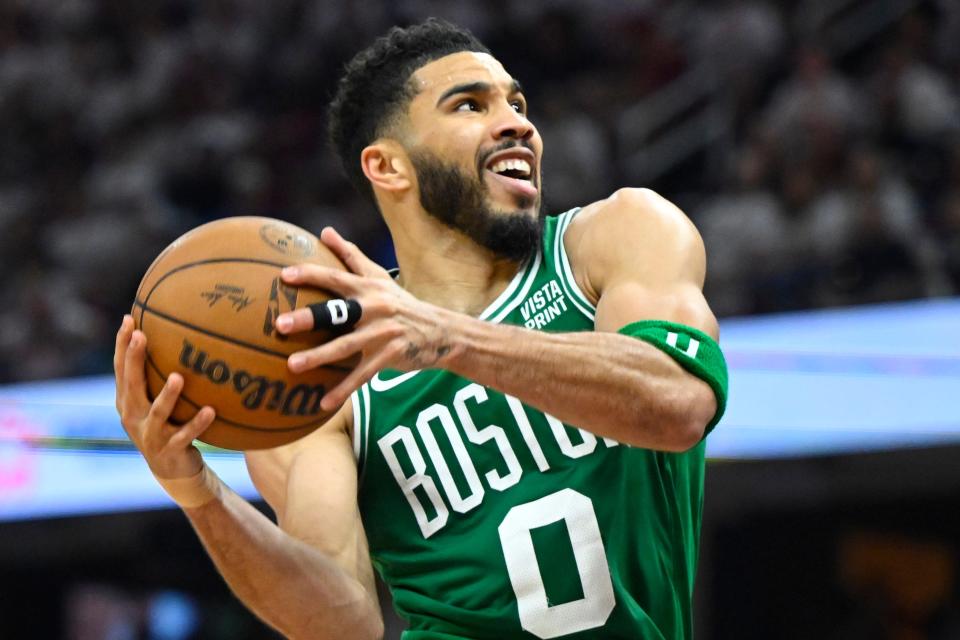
[564,188,705,300]
[567,188,701,254]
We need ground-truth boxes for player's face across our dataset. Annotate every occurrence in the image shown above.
[408,146,544,262]
[402,52,545,260]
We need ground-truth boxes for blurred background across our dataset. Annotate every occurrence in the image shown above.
[1,0,958,638]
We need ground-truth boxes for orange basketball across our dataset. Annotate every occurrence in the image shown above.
[132,217,352,450]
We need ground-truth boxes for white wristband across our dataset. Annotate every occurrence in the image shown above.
[155,464,222,509]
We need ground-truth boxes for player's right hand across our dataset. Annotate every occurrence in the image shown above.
[114,314,215,480]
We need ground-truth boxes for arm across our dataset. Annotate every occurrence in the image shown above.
[276,189,720,451]
[444,188,718,450]
[114,318,382,640]
[189,427,380,639]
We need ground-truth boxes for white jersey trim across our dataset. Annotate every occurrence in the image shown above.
[350,389,362,462]
[478,253,538,321]
[488,250,542,323]
[554,208,597,322]
[361,382,372,474]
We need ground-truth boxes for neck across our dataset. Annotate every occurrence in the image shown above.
[384,210,526,317]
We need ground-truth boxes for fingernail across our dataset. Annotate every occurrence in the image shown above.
[282,266,298,278]
[275,315,292,331]
[289,354,305,370]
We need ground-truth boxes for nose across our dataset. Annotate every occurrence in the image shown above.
[491,104,535,142]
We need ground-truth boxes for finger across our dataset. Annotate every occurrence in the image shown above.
[319,348,397,412]
[114,315,133,380]
[274,293,399,334]
[114,315,134,411]
[320,227,390,279]
[288,321,401,373]
[275,298,363,335]
[308,298,362,331]
[274,306,314,334]
[280,263,364,297]
[146,372,185,428]
[122,330,151,417]
[167,406,216,450]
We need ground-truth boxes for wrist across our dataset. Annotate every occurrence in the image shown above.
[155,464,222,509]
[432,309,468,370]
[438,312,501,376]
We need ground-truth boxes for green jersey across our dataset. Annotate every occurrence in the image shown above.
[352,208,706,639]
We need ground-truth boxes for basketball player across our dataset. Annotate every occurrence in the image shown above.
[114,19,727,640]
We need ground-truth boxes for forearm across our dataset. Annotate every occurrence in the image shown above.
[183,486,382,640]
[444,315,715,450]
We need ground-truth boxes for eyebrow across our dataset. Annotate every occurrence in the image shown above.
[435,79,525,107]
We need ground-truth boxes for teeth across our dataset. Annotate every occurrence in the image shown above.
[490,158,531,178]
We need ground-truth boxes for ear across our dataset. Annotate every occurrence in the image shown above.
[361,141,412,194]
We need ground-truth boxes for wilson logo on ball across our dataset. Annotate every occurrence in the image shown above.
[178,339,325,417]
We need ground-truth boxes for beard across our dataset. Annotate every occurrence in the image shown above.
[410,148,544,263]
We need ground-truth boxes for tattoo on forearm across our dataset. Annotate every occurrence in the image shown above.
[405,342,422,363]
[401,322,452,368]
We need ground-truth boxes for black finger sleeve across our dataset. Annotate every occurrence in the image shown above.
[308,298,362,331]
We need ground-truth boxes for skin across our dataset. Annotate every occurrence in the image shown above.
[114,51,718,639]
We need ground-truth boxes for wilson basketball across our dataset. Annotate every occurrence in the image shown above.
[132,217,352,450]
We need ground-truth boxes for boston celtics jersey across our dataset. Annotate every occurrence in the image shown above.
[351,208,707,639]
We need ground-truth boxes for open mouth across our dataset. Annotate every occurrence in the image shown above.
[489,158,533,182]
[483,150,538,200]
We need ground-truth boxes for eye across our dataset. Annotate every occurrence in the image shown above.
[511,100,527,115]
[454,98,481,112]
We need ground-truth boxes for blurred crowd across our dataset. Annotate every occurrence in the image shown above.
[1,0,959,383]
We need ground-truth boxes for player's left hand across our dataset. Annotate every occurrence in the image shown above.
[275,226,456,411]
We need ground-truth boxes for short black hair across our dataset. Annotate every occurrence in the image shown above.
[327,18,491,201]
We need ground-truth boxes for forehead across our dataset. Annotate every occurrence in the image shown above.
[411,51,515,97]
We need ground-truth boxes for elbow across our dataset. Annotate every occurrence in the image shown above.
[289,615,383,640]
[341,605,385,640]
[667,417,707,452]
[651,417,705,453]
[361,618,385,640]
[630,380,714,452]
[338,614,384,640]
[282,591,384,640]
[352,598,386,640]
[669,379,715,451]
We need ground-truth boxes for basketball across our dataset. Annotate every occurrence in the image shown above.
[132,216,353,450]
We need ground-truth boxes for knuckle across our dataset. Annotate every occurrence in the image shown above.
[345,335,363,353]
[386,340,405,359]
[382,321,405,339]
[390,319,407,335]
[370,294,396,316]
[362,292,381,311]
